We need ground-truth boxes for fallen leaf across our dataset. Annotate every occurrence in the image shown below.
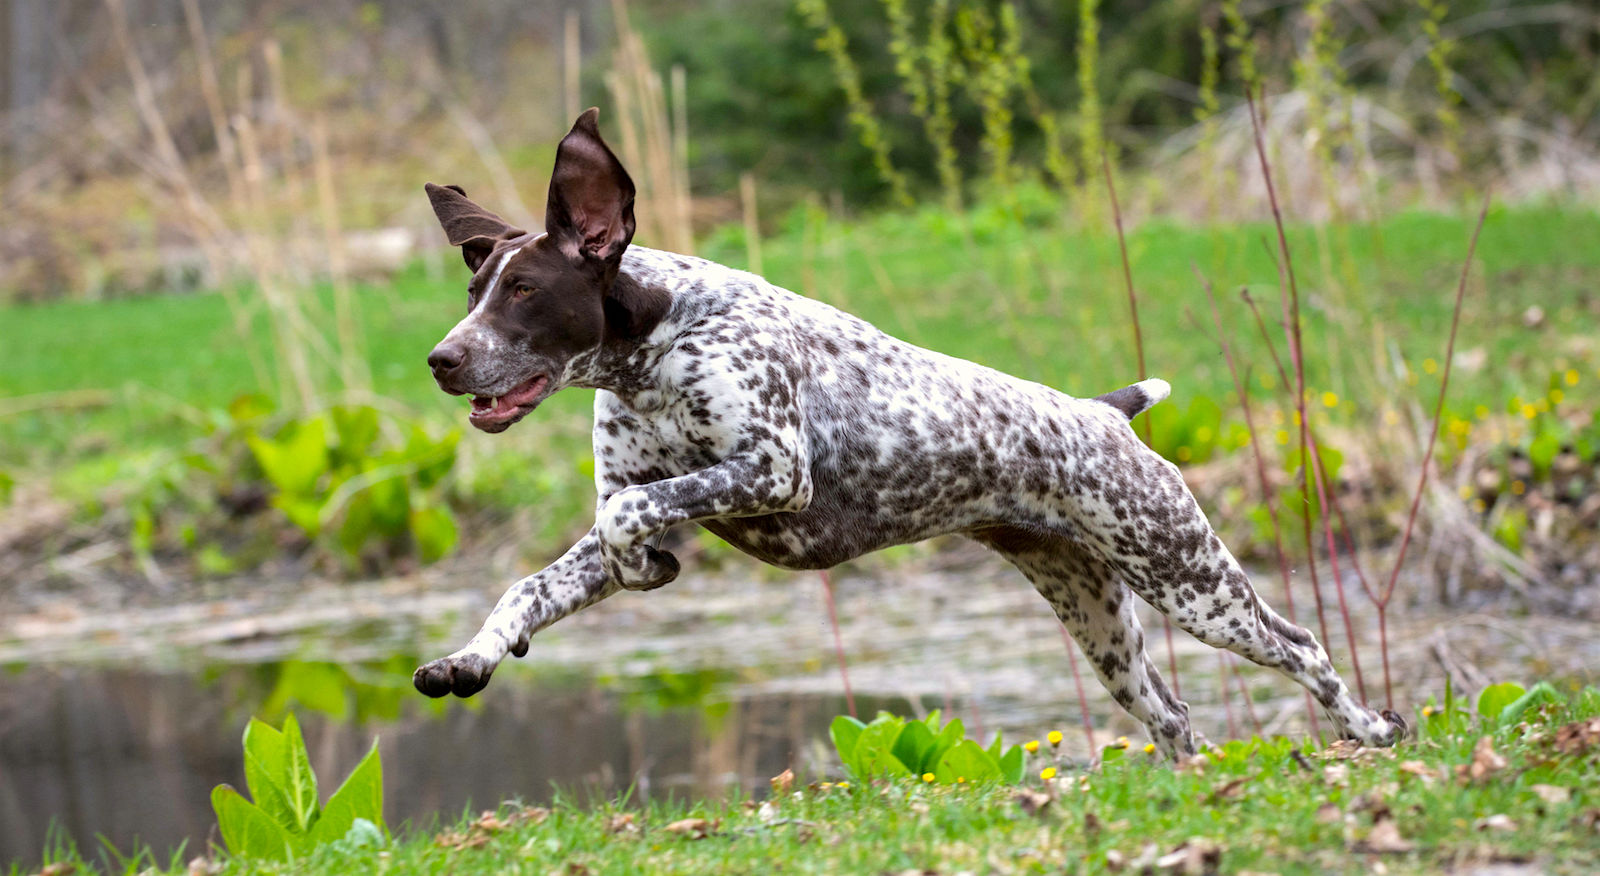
[1105,849,1128,872]
[1314,803,1342,824]
[1177,755,1210,775]
[1319,740,1365,760]
[1475,814,1517,832]
[757,801,779,822]
[32,864,76,876]
[1154,838,1221,874]
[1323,764,1350,786]
[1353,818,1416,854]
[1349,793,1392,821]
[1530,784,1571,805]
[770,768,795,796]
[664,817,714,839]
[605,813,638,834]
[1014,789,1052,817]
[1457,736,1508,783]
[1398,761,1436,783]
[1553,717,1600,757]
[1208,776,1249,802]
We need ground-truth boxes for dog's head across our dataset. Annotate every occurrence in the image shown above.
[425,109,664,433]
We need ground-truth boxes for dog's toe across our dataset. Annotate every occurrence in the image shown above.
[413,654,495,698]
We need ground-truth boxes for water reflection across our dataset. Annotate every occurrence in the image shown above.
[0,663,905,868]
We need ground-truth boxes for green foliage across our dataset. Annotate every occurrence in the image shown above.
[830,711,1024,784]
[239,399,461,564]
[211,713,386,862]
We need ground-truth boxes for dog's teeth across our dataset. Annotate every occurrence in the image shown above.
[492,396,500,408]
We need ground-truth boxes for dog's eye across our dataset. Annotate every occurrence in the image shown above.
[513,284,536,299]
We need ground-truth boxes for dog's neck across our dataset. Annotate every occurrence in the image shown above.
[562,246,727,408]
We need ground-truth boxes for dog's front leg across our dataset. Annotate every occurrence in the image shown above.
[598,453,811,591]
[414,529,616,698]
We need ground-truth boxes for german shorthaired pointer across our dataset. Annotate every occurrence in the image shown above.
[415,109,1404,758]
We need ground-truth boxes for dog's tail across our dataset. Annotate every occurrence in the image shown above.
[1094,378,1171,420]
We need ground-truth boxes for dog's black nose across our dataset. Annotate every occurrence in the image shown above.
[429,343,465,377]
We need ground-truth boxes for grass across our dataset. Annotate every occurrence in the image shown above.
[16,689,1600,875]
[4,201,1598,484]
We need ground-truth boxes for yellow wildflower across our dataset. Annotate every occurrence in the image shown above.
[1047,730,1064,747]
[1321,391,1338,409]
[922,772,935,783]
[1423,358,1439,375]
[1565,369,1580,386]
[1143,743,1156,755]
[1040,767,1058,780]
[1024,740,1040,754]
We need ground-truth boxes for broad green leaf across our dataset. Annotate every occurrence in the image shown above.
[242,719,297,831]
[366,475,411,536]
[280,714,320,833]
[309,738,385,845]
[272,494,324,538]
[928,719,964,769]
[330,406,381,462]
[1101,744,1127,763]
[934,740,1002,784]
[1498,682,1561,727]
[891,720,936,776]
[409,505,458,562]
[922,709,942,732]
[228,393,275,423]
[998,744,1024,784]
[1478,682,1527,723]
[850,716,911,779]
[247,417,328,497]
[212,785,292,862]
[337,492,377,557]
[986,730,1004,763]
[829,716,866,764]
[409,427,461,489]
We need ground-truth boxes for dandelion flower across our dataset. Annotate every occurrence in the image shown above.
[1143,743,1156,755]
[956,776,966,784]
[1047,730,1064,747]
[922,772,935,783]
[837,781,850,789]
[1040,767,1058,781]
[1564,369,1580,386]
[1321,391,1338,409]
[1114,736,1129,749]
[1024,740,1040,754]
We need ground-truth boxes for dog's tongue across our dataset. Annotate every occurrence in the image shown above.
[470,375,548,416]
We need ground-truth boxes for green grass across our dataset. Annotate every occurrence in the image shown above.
[18,690,1600,875]
[3,201,1597,531]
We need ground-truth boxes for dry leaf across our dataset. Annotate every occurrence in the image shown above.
[1105,849,1128,872]
[1349,793,1393,821]
[1315,803,1342,824]
[1323,764,1350,786]
[1553,717,1600,756]
[1475,814,1516,832]
[1208,777,1249,802]
[32,864,76,876]
[605,813,638,834]
[1015,789,1052,817]
[1353,818,1416,854]
[1177,755,1210,775]
[1154,838,1221,874]
[1457,736,1508,783]
[770,768,795,796]
[1530,784,1571,805]
[664,817,714,839]
[1319,739,1365,760]
[1398,761,1436,783]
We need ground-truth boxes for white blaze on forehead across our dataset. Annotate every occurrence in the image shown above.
[442,242,527,349]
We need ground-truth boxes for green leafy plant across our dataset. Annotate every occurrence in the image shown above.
[830,710,1024,784]
[240,399,460,563]
[211,713,386,862]
[1478,681,1561,728]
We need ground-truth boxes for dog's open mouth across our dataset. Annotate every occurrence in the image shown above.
[467,374,550,432]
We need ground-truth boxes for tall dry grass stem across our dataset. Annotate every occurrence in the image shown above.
[606,0,694,254]
[1058,623,1099,755]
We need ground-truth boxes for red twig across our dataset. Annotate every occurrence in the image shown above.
[1375,193,1491,708]
[819,569,856,718]
[1059,622,1099,754]
[1246,89,1359,719]
[1199,269,1321,736]
[1218,653,1239,740]
[1233,659,1264,736]
[1103,154,1180,699]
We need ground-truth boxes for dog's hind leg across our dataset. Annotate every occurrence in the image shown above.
[976,527,1196,759]
[413,530,618,698]
[1083,446,1405,746]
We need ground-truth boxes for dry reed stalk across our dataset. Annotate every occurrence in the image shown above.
[563,8,582,125]
[739,172,763,276]
[310,114,370,394]
[605,0,693,254]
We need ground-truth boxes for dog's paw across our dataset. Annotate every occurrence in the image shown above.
[1379,709,1410,744]
[414,653,497,698]
[606,544,681,592]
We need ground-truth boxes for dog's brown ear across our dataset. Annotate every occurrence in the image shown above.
[424,183,527,272]
[545,108,636,276]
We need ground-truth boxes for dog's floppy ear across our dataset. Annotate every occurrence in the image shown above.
[424,183,527,272]
[545,108,636,278]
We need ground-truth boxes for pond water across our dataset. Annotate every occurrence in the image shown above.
[0,662,903,869]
